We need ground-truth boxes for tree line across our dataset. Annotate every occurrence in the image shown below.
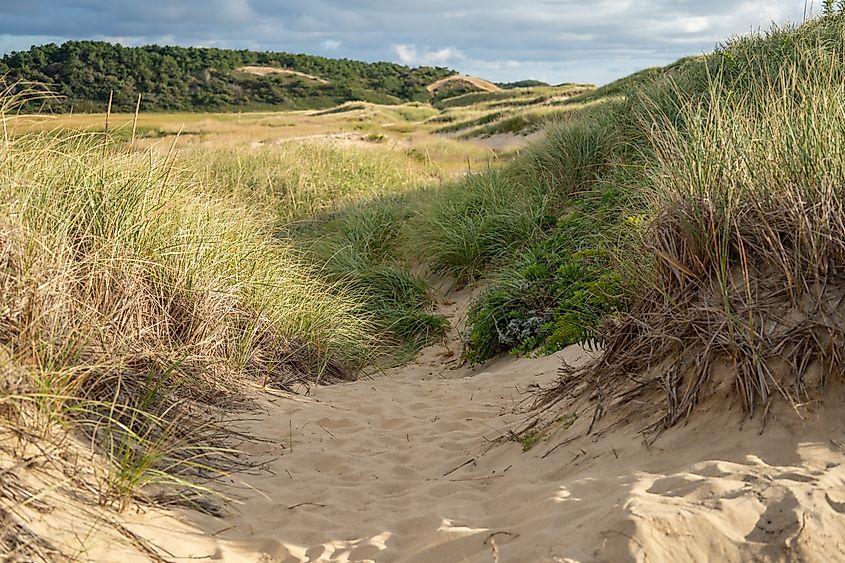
[0,41,456,111]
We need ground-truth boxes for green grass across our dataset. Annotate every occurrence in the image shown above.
[295,196,448,357]
[535,12,845,433]
[412,170,553,285]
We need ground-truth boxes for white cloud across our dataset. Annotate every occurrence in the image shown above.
[215,0,255,23]
[0,0,816,85]
[393,44,460,66]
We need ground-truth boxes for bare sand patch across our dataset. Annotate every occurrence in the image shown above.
[11,286,845,561]
[237,66,330,84]
[427,76,501,95]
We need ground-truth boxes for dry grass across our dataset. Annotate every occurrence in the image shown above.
[426,75,501,95]
[0,88,381,546]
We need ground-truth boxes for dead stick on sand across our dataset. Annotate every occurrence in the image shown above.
[287,502,327,510]
[443,457,475,477]
[488,538,499,563]
[540,435,580,459]
[449,474,503,482]
[484,532,518,563]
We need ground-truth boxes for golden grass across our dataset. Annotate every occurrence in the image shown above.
[0,95,383,523]
[427,75,501,94]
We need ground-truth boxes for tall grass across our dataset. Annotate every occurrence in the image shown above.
[300,196,448,356]
[413,170,552,285]
[542,13,845,435]
[186,141,438,224]
[0,94,376,513]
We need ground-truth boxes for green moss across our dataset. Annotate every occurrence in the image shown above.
[520,430,542,452]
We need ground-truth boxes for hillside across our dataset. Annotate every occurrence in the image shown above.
[5,9,845,562]
[0,41,456,111]
[426,74,501,99]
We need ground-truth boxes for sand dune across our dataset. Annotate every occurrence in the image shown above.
[466,130,546,151]
[426,76,501,95]
[237,66,330,84]
[16,288,845,561]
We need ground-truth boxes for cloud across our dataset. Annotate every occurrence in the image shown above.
[0,0,815,84]
[393,44,459,66]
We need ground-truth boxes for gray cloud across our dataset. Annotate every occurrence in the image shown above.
[0,0,811,84]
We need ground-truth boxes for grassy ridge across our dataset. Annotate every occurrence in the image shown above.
[393,11,845,395]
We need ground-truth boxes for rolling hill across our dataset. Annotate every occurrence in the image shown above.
[0,41,459,112]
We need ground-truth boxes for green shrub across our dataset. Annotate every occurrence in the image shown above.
[463,183,630,362]
[414,171,553,284]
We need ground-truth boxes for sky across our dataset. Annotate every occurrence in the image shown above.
[0,1,813,85]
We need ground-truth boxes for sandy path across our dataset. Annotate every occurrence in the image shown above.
[77,288,845,561]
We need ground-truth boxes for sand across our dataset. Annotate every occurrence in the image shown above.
[237,67,330,84]
[10,287,845,561]
[426,76,501,95]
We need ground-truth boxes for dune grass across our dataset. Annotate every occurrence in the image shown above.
[184,141,440,224]
[7,12,844,546]
[537,12,845,434]
[292,195,449,358]
[407,11,845,398]
[0,93,379,516]
[411,170,552,285]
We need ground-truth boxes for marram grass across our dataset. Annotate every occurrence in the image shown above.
[540,13,845,436]
[0,93,377,510]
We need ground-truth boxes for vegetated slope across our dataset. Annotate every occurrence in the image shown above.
[534,13,845,435]
[407,12,845,434]
[431,85,594,139]
[0,41,455,111]
[0,89,385,556]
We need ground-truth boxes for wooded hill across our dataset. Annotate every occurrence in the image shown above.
[0,41,456,112]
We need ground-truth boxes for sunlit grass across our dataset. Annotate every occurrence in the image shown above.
[0,93,379,510]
